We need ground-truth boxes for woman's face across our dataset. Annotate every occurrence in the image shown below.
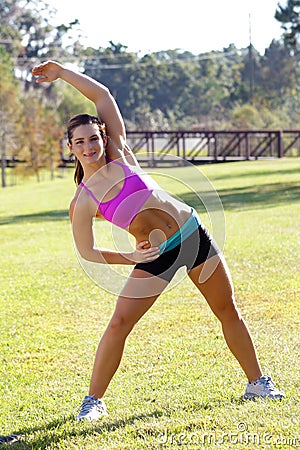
[68,123,106,165]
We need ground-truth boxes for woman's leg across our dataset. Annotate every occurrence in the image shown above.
[188,254,262,382]
[89,270,169,399]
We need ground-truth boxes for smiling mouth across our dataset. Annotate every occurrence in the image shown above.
[84,151,96,157]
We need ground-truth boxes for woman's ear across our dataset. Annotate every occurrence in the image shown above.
[67,141,73,153]
[103,134,108,148]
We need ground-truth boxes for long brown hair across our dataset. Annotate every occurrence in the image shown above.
[67,114,106,185]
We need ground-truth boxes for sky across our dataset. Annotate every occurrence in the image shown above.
[48,0,284,55]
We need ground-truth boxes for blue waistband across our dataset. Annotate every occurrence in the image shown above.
[158,208,201,254]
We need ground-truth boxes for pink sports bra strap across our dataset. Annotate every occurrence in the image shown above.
[106,157,131,174]
[80,181,100,206]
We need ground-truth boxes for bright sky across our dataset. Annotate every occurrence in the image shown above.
[48,0,284,55]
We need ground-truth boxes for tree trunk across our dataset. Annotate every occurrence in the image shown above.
[1,132,7,188]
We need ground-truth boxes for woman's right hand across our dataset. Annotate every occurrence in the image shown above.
[129,241,160,263]
[32,60,64,83]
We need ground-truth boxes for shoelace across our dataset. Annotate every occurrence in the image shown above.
[260,376,276,391]
[80,398,97,414]
[80,397,105,415]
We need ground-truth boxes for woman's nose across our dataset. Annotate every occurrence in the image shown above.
[84,140,93,151]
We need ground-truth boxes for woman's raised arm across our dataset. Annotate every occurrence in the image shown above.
[32,60,126,150]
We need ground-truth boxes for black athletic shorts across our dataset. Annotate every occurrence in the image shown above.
[135,224,220,281]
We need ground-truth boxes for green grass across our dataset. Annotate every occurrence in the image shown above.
[0,158,299,449]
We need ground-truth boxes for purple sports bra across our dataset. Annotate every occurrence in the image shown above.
[80,159,153,229]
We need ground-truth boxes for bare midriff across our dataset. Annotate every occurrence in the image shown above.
[128,192,192,248]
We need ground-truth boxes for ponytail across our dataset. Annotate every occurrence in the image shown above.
[74,157,84,186]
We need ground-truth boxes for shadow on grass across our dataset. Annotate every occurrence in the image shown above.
[210,164,300,182]
[2,411,163,449]
[1,395,251,449]
[0,210,69,226]
[179,182,300,212]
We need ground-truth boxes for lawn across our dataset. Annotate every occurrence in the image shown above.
[0,158,299,449]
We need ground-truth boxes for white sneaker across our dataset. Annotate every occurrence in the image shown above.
[243,375,284,400]
[76,395,108,421]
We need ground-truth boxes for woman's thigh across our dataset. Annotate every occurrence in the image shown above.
[111,268,169,327]
[188,254,237,319]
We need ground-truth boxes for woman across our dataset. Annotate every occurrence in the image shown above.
[32,61,284,421]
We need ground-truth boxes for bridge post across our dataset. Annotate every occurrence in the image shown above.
[245,132,250,160]
[277,130,283,158]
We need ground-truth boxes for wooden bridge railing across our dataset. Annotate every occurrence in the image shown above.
[126,130,300,166]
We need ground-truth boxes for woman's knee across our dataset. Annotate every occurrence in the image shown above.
[212,296,242,322]
[107,313,135,337]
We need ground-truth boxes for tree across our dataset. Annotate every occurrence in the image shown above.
[0,0,24,55]
[255,40,298,107]
[0,47,21,187]
[18,93,63,182]
[275,0,300,52]
[1,0,81,84]
[230,104,263,129]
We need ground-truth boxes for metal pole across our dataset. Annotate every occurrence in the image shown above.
[1,130,7,188]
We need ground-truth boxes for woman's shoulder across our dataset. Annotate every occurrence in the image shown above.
[106,140,140,168]
[69,187,92,222]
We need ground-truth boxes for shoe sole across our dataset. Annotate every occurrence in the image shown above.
[243,393,284,400]
[76,412,108,421]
